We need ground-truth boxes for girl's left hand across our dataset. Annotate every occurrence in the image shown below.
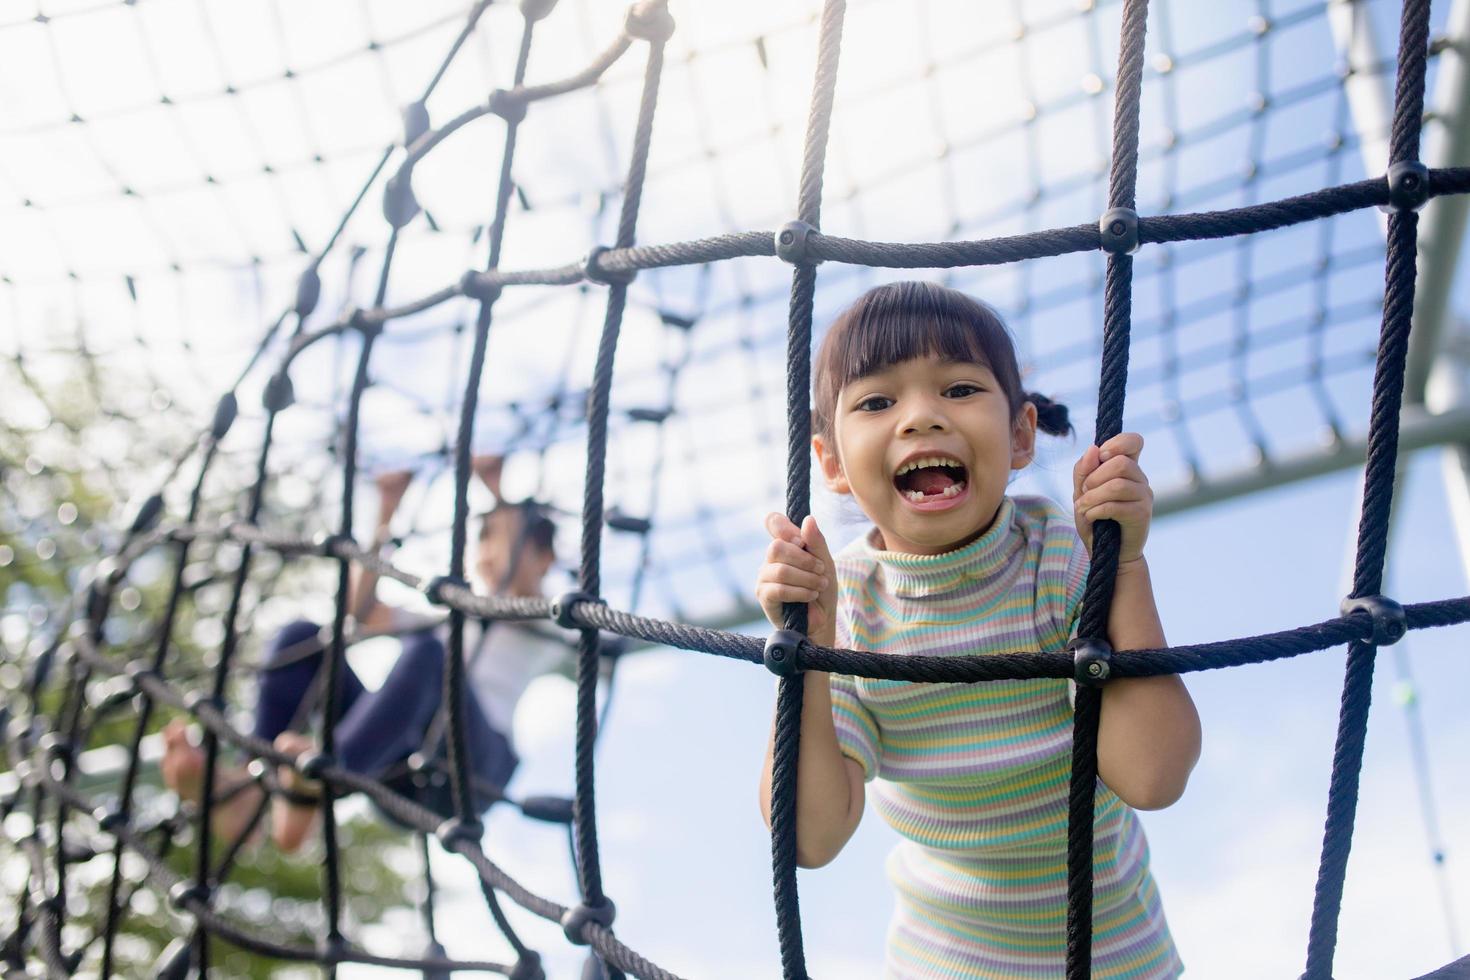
[1073,432,1153,563]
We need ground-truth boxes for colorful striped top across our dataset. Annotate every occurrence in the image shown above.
[830,495,1183,978]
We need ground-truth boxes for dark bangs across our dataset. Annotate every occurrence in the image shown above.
[812,281,1024,439]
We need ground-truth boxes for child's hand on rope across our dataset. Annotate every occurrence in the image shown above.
[756,513,837,648]
[1073,432,1153,565]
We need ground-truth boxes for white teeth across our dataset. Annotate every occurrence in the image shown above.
[940,483,962,498]
[902,481,967,503]
[895,455,963,477]
[906,490,925,501]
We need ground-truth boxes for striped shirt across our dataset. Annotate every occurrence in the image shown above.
[831,495,1183,978]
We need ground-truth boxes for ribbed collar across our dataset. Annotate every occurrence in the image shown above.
[863,496,1020,598]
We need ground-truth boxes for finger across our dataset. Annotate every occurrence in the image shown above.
[1076,478,1152,513]
[1077,500,1151,526]
[1098,432,1144,462]
[764,511,802,544]
[757,582,824,606]
[801,515,836,567]
[1072,445,1101,499]
[758,563,828,593]
[1080,456,1146,493]
[766,538,825,575]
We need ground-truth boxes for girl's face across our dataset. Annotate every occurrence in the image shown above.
[813,354,1037,555]
[476,509,553,596]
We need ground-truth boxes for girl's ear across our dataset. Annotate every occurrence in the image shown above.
[812,434,851,495]
[1010,401,1038,471]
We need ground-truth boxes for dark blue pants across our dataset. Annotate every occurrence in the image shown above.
[254,620,517,815]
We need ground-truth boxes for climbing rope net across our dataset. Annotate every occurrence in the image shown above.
[4,0,1470,976]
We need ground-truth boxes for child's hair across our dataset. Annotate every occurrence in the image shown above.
[479,499,557,558]
[812,280,1073,442]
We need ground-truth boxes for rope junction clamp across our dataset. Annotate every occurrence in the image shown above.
[763,629,805,677]
[1067,636,1113,687]
[583,245,636,286]
[1340,594,1407,646]
[488,88,528,125]
[434,815,484,850]
[1385,161,1430,213]
[460,269,502,304]
[624,2,676,43]
[262,372,294,412]
[551,591,598,630]
[508,951,547,980]
[424,575,469,607]
[401,102,431,147]
[561,898,616,945]
[313,531,353,559]
[167,881,209,914]
[774,220,818,265]
[1097,207,1140,255]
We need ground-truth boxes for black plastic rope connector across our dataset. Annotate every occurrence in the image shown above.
[552,591,597,630]
[1098,207,1140,255]
[317,933,349,966]
[488,88,528,125]
[763,629,805,677]
[519,0,557,22]
[382,172,421,228]
[402,101,430,147]
[263,371,295,412]
[561,898,616,945]
[296,750,333,781]
[624,2,675,43]
[508,951,546,980]
[210,392,239,441]
[1340,594,1407,646]
[605,508,651,534]
[183,689,212,714]
[37,733,72,766]
[520,794,575,824]
[93,806,126,834]
[313,531,352,558]
[460,269,503,304]
[1384,161,1430,213]
[434,815,484,850]
[167,881,208,913]
[584,245,636,286]
[294,264,322,318]
[348,307,383,338]
[424,574,468,606]
[775,220,818,264]
[1067,636,1113,687]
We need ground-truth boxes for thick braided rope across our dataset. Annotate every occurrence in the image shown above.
[1066,0,1149,974]
[574,8,670,913]
[1304,1,1433,975]
[770,3,847,978]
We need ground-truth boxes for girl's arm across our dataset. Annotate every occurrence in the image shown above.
[1074,435,1201,811]
[755,513,866,867]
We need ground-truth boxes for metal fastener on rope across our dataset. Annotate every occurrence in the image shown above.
[401,101,430,147]
[624,2,675,43]
[488,88,528,125]
[294,263,322,317]
[167,881,209,913]
[1097,207,1140,255]
[583,245,636,285]
[262,372,295,412]
[1339,594,1407,646]
[296,750,333,780]
[317,934,348,966]
[382,172,420,228]
[508,952,546,980]
[1067,636,1113,687]
[775,220,818,265]
[209,393,239,441]
[519,0,557,22]
[93,806,126,834]
[560,898,616,945]
[551,590,597,630]
[313,531,352,559]
[763,629,805,677]
[1384,160,1430,213]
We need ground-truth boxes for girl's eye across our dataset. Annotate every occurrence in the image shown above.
[855,395,892,412]
[945,383,981,398]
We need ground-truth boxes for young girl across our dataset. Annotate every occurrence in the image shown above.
[756,281,1200,978]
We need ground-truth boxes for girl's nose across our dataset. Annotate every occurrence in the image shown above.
[899,397,948,434]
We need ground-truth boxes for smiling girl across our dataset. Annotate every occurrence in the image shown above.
[756,281,1199,978]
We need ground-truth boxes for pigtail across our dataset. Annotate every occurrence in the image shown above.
[1025,392,1073,437]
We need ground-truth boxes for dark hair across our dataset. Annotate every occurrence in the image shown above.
[812,280,1072,441]
[479,499,556,557]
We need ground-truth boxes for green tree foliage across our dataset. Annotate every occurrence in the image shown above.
[1,359,421,978]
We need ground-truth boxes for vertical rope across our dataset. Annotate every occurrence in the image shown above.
[1068,1,1149,976]
[574,10,670,910]
[1304,2,1431,975]
[770,3,846,978]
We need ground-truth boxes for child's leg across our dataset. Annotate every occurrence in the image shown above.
[252,619,367,743]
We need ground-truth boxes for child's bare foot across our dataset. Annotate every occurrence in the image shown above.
[271,732,322,854]
[160,719,264,846]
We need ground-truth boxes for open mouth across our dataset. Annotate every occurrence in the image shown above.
[893,455,969,502]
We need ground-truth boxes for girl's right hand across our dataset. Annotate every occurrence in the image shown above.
[756,513,837,647]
